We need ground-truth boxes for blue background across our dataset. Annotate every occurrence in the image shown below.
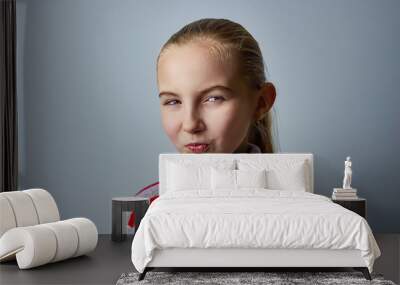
[16,0,400,233]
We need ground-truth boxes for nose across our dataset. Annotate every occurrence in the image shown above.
[182,106,205,134]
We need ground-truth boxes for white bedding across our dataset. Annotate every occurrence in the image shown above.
[131,189,381,273]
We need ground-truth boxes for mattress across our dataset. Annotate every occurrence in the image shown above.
[131,189,381,273]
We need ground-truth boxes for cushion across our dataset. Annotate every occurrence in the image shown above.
[23,189,60,224]
[237,169,267,188]
[266,164,307,191]
[211,168,267,190]
[0,189,98,269]
[237,158,309,191]
[0,189,60,238]
[0,218,97,269]
[211,168,236,190]
[166,159,235,192]
[0,191,39,227]
[0,196,17,237]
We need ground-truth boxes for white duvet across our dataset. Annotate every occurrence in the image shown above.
[131,189,381,273]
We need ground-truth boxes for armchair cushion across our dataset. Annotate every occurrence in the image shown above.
[0,189,97,269]
[0,218,97,269]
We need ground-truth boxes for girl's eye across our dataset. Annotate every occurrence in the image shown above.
[163,96,224,106]
[206,96,224,103]
[164,96,224,106]
[164,100,180,106]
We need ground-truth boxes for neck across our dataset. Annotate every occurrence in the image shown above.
[233,140,250,153]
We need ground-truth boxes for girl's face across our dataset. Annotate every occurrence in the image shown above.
[157,41,259,153]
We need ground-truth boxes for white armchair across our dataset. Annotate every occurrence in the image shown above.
[0,188,98,269]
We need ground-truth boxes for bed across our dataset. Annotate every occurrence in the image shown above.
[131,153,381,281]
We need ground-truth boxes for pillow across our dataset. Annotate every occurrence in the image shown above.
[236,169,267,188]
[266,165,307,191]
[211,168,267,190]
[166,159,235,192]
[210,168,236,189]
[237,158,309,191]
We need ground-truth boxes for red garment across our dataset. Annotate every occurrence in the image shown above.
[127,211,135,228]
[149,195,159,203]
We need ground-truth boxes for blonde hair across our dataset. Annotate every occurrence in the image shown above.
[157,18,279,153]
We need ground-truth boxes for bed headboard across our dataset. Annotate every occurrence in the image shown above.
[159,153,314,195]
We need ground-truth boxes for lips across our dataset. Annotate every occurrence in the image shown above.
[185,143,209,153]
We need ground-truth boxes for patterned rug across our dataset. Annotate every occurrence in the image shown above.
[116,271,396,285]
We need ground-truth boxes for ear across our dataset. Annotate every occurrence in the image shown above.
[254,82,276,121]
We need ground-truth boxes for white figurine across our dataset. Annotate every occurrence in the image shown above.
[342,156,352,189]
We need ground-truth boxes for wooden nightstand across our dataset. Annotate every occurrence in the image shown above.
[332,197,366,219]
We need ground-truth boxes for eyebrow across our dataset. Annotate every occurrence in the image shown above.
[158,85,234,98]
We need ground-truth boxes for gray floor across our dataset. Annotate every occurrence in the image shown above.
[0,234,399,285]
[0,235,134,285]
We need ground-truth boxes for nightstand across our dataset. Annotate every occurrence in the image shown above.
[332,197,366,219]
[112,197,149,242]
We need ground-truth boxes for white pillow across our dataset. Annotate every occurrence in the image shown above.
[237,169,267,188]
[237,159,309,191]
[210,168,236,189]
[266,166,307,191]
[211,168,267,190]
[166,159,235,192]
